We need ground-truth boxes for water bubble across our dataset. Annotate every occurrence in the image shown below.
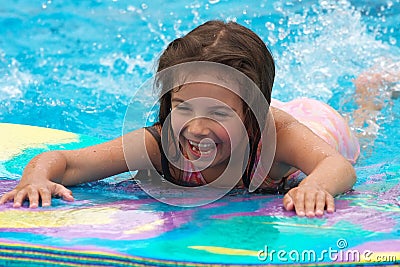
[289,13,305,25]
[127,5,136,12]
[265,22,275,31]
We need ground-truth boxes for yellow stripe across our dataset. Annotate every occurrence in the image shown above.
[0,207,116,228]
[0,123,78,161]
[124,219,166,234]
[189,245,258,256]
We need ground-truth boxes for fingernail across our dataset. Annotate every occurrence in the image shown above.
[298,211,305,216]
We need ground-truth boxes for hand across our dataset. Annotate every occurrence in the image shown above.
[0,180,74,208]
[283,183,335,217]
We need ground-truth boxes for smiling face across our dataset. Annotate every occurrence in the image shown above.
[170,82,247,171]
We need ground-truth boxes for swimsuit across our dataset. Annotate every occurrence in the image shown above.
[146,98,360,193]
[271,98,359,164]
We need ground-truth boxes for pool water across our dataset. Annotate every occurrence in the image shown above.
[1,0,399,164]
[1,0,400,266]
[1,0,399,139]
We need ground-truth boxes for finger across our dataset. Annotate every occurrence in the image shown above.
[304,192,316,217]
[13,190,28,208]
[315,191,326,217]
[293,191,305,217]
[283,192,294,211]
[38,188,52,207]
[62,189,74,202]
[0,192,15,205]
[27,188,39,209]
[325,194,335,213]
[54,184,74,202]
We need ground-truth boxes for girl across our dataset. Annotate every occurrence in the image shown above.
[0,20,359,217]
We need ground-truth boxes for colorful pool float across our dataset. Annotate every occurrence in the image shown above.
[0,123,399,266]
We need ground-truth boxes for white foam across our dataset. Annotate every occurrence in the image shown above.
[271,0,400,101]
[0,56,34,101]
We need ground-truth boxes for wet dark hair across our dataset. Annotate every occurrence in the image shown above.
[155,20,275,187]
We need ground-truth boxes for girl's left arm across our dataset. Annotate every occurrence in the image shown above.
[273,109,356,217]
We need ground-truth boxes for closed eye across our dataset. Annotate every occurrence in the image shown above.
[174,105,192,112]
[212,111,229,117]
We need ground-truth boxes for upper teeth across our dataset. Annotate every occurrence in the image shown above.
[189,140,213,149]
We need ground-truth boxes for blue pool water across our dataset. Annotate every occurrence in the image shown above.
[0,0,399,176]
[1,0,400,172]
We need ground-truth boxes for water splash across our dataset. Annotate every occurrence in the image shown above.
[271,0,399,102]
[0,54,34,101]
[0,0,399,143]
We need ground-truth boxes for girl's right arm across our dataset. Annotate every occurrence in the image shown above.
[0,128,159,208]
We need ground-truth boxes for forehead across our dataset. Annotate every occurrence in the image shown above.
[172,65,243,94]
[172,82,243,109]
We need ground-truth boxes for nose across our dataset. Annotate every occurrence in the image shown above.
[186,118,211,137]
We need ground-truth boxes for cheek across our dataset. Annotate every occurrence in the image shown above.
[213,125,230,143]
[170,112,187,137]
[217,119,247,146]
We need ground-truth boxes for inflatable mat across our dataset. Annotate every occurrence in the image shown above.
[0,123,399,266]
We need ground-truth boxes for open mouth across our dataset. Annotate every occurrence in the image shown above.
[188,139,217,158]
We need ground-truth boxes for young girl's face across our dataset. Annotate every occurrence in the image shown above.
[170,82,247,170]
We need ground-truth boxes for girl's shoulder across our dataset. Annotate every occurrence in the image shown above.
[270,106,298,133]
